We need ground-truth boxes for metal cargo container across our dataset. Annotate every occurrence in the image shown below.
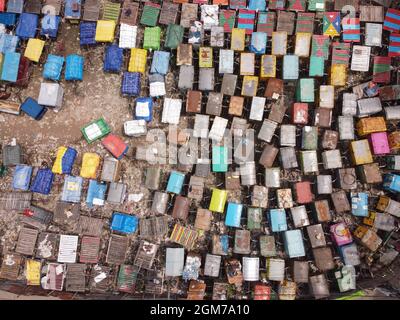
[365,23,382,46]
[271,31,287,56]
[290,205,310,228]
[165,247,184,277]
[307,224,326,248]
[338,168,357,190]
[269,208,287,232]
[314,199,331,222]
[351,45,371,72]
[0,253,21,280]
[313,247,335,272]
[260,235,276,257]
[331,190,351,214]
[234,229,251,254]
[242,257,259,282]
[275,10,294,35]
[280,147,298,169]
[266,258,285,281]
[284,230,305,258]
[283,55,299,80]
[309,274,329,299]
[79,215,103,236]
[89,265,112,293]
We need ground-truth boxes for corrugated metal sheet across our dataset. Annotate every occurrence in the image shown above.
[120,1,139,26]
[16,227,38,256]
[36,232,58,260]
[89,265,113,293]
[65,263,86,292]
[102,1,120,22]
[83,0,100,21]
[159,2,178,25]
[106,235,128,265]
[117,264,138,293]
[54,201,80,230]
[80,236,100,263]
[139,216,168,239]
[133,241,158,270]
[0,253,22,280]
[78,215,103,236]
[44,263,65,291]
[0,191,31,211]
[57,234,78,263]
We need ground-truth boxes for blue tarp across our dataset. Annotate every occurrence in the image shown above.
[79,22,96,46]
[104,44,123,73]
[61,175,83,203]
[21,97,47,120]
[7,0,24,14]
[86,180,107,207]
[65,0,81,19]
[111,212,138,234]
[58,147,78,174]
[41,15,61,38]
[121,72,141,96]
[150,51,170,75]
[12,165,32,191]
[43,54,64,81]
[30,168,54,195]
[1,52,20,82]
[0,13,17,26]
[16,13,39,39]
[65,54,84,81]
[0,34,19,53]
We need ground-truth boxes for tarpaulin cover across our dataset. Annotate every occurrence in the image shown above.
[1,51,20,82]
[24,38,45,62]
[12,165,32,191]
[61,175,83,203]
[111,212,138,234]
[80,22,96,45]
[65,54,84,81]
[150,51,170,75]
[101,134,129,160]
[65,0,81,19]
[86,179,107,207]
[41,15,61,38]
[30,168,54,195]
[7,0,23,14]
[121,72,141,96]
[95,20,116,42]
[0,33,19,53]
[43,54,64,81]
[104,44,123,72]
[16,13,38,39]
[0,12,17,26]
[16,56,30,87]
[21,97,47,120]
[52,146,77,174]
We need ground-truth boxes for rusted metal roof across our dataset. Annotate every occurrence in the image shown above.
[65,263,86,292]
[80,236,100,263]
[89,265,113,293]
[15,227,38,256]
[0,253,22,280]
